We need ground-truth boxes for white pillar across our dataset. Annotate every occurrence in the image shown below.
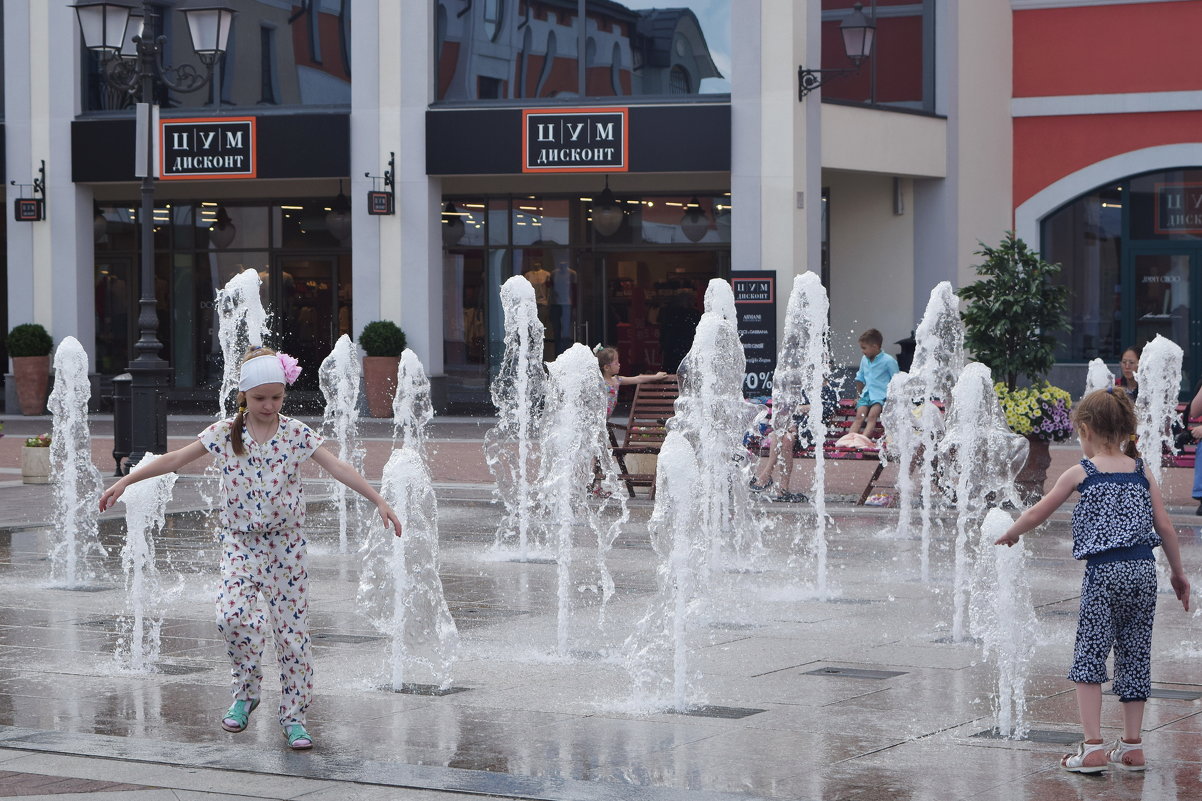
[352,0,443,377]
[731,0,817,347]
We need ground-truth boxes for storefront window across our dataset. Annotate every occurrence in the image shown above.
[441,192,727,407]
[820,0,935,113]
[434,0,730,103]
[82,1,351,113]
[93,200,351,394]
[1042,186,1124,363]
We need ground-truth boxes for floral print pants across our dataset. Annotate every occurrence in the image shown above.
[216,528,312,726]
[1069,559,1157,702]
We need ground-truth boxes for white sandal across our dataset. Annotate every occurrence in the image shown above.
[1062,740,1109,773]
[1108,738,1146,771]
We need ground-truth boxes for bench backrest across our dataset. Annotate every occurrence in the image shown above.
[622,377,681,450]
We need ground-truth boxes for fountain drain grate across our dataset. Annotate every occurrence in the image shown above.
[672,705,765,719]
[312,633,383,644]
[803,666,907,680]
[1106,688,1202,701]
[156,663,211,676]
[380,683,471,696]
[972,728,1080,745]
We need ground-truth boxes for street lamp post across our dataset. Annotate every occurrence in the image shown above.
[72,0,236,470]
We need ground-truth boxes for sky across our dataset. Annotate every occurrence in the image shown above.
[618,0,733,94]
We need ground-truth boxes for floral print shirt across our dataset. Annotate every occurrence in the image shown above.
[198,415,324,532]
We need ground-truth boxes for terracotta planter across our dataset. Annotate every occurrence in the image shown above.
[21,445,51,484]
[363,356,400,418]
[1015,435,1052,503]
[11,355,50,415]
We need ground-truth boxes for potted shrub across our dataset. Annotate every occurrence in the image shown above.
[359,320,407,417]
[21,432,52,484]
[7,323,53,415]
[958,232,1071,501]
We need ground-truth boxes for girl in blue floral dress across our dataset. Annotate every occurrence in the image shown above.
[996,387,1189,774]
[100,347,402,751]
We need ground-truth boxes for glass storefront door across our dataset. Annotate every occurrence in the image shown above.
[271,254,351,391]
[1130,247,1197,390]
[599,250,719,374]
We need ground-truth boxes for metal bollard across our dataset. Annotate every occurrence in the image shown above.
[110,372,132,476]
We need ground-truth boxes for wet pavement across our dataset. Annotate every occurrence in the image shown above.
[0,414,1199,799]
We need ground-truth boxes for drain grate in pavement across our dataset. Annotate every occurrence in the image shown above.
[1105,688,1202,701]
[381,683,471,696]
[156,663,211,676]
[672,705,765,719]
[50,585,114,593]
[449,607,532,619]
[803,666,906,680]
[973,728,1080,745]
[709,622,759,631]
[312,633,382,644]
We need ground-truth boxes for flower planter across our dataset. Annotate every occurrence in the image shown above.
[363,355,400,418]
[12,355,50,415]
[1015,435,1052,503]
[21,445,51,484]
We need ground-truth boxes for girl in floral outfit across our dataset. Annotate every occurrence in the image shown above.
[996,388,1189,773]
[99,347,402,750]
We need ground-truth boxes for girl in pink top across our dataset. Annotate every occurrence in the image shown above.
[99,346,402,751]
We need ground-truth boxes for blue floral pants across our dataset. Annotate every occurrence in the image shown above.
[1069,559,1157,702]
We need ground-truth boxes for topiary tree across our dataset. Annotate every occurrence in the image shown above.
[7,323,53,357]
[957,232,1069,392]
[358,320,407,357]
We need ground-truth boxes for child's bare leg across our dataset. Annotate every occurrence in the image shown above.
[864,404,883,438]
[847,406,868,436]
[1076,682,1104,742]
[1120,700,1145,744]
[778,431,797,491]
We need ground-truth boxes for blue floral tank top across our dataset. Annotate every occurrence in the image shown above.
[1070,457,1160,560]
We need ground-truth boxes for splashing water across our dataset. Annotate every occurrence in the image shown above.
[393,349,433,452]
[773,273,831,594]
[936,364,1029,642]
[624,431,703,712]
[484,276,549,560]
[1134,334,1183,489]
[361,449,459,690]
[215,268,270,417]
[899,282,965,581]
[48,337,106,588]
[319,334,367,554]
[115,453,177,673]
[703,278,737,323]
[539,344,628,657]
[1084,358,1114,396]
[358,351,458,690]
[881,371,917,540]
[970,508,1036,739]
[673,305,764,588]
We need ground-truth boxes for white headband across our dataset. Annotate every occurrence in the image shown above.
[239,354,286,391]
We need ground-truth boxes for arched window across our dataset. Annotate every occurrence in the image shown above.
[483,0,504,42]
[669,65,690,95]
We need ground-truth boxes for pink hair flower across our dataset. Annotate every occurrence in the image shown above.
[278,352,303,385]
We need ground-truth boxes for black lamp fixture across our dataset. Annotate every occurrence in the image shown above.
[73,0,236,470]
[209,205,236,248]
[591,176,624,237]
[326,181,352,241]
[679,197,709,243]
[798,2,876,100]
[441,202,466,247]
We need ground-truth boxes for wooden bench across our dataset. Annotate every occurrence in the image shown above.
[609,376,681,498]
[749,398,886,503]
